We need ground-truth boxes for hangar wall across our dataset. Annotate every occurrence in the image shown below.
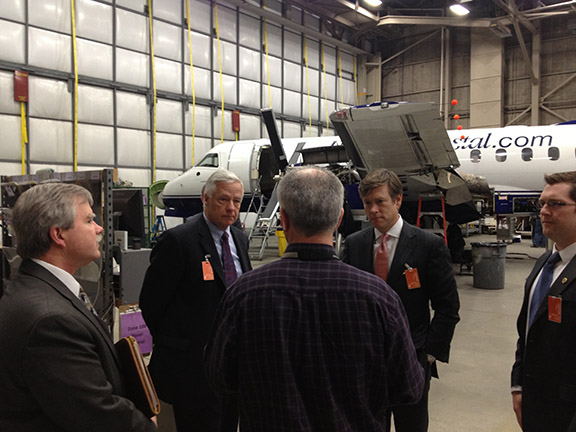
[0,0,358,186]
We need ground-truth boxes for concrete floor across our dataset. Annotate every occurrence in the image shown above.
[155,232,544,432]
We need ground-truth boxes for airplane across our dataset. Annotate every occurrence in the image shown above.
[158,102,576,225]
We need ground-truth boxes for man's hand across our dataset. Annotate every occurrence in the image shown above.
[512,391,522,429]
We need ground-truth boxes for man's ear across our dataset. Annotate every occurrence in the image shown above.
[280,208,290,232]
[49,226,66,248]
[334,208,344,231]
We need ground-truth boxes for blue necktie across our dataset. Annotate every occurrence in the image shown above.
[221,231,238,287]
[529,252,561,327]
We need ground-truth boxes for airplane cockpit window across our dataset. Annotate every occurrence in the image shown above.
[470,150,481,163]
[197,153,219,168]
[548,147,559,161]
[495,149,507,162]
[521,148,533,161]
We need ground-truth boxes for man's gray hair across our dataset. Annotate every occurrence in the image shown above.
[12,183,93,260]
[277,166,344,237]
[203,169,243,197]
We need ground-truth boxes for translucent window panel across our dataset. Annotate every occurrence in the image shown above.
[77,124,114,165]
[116,168,150,187]
[29,118,73,163]
[305,68,319,97]
[117,128,150,167]
[261,84,281,113]
[239,47,260,81]
[185,31,210,68]
[188,0,211,34]
[76,0,113,44]
[0,73,19,115]
[116,9,148,52]
[342,79,357,106]
[212,72,237,106]
[116,48,149,87]
[154,0,181,23]
[239,14,260,50]
[305,39,320,70]
[116,0,147,13]
[302,95,319,122]
[215,5,237,43]
[29,77,72,120]
[341,51,355,74]
[156,169,183,182]
[303,124,320,138]
[157,99,183,134]
[154,20,182,61]
[283,89,301,118]
[239,113,261,139]
[186,136,212,168]
[324,45,336,74]
[304,12,320,32]
[185,104,212,138]
[288,5,302,25]
[184,66,211,99]
[30,163,73,173]
[213,110,236,142]
[213,39,237,76]
[262,55,282,87]
[29,0,71,33]
[284,31,302,63]
[156,132,184,169]
[0,21,25,64]
[78,85,113,125]
[320,98,337,124]
[155,58,183,94]
[239,79,260,109]
[0,162,23,177]
[0,0,25,21]
[325,73,336,100]
[77,39,113,81]
[0,115,22,159]
[116,92,149,130]
[283,120,302,138]
[29,28,71,73]
[284,62,302,92]
[265,24,282,57]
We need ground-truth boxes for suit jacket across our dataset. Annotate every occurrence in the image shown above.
[0,260,155,432]
[342,222,460,363]
[512,250,576,432]
[139,213,251,404]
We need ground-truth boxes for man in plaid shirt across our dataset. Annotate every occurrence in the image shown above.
[205,166,424,431]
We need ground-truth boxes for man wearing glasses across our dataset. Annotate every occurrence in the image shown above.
[511,171,576,432]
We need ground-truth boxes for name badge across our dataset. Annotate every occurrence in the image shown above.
[404,265,421,289]
[202,259,214,281]
[548,296,562,323]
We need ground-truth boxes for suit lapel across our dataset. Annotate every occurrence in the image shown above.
[360,229,375,273]
[198,218,226,286]
[549,254,576,297]
[231,227,251,272]
[389,224,417,283]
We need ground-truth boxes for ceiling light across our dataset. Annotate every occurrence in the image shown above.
[363,0,383,7]
[449,4,470,16]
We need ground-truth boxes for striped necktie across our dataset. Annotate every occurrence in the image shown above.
[221,231,238,287]
[375,234,390,281]
[78,285,99,317]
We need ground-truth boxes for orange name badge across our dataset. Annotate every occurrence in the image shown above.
[548,296,562,323]
[404,267,421,289]
[202,259,214,281]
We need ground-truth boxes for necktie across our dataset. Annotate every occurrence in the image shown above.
[221,231,238,287]
[78,285,99,317]
[529,252,561,326]
[374,234,390,281]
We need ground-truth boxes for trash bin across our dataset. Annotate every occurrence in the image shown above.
[471,242,507,289]
[275,228,287,257]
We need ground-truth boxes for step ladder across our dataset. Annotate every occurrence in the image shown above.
[248,187,280,260]
[151,215,167,243]
[416,192,447,245]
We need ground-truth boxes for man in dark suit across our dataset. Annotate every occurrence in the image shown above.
[140,169,251,432]
[341,168,460,432]
[512,171,576,431]
[205,167,424,431]
[0,183,156,432]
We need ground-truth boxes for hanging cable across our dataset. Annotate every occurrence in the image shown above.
[20,101,28,174]
[186,0,197,165]
[321,42,329,133]
[214,3,224,143]
[71,0,78,171]
[354,55,358,106]
[148,0,157,183]
[338,48,344,107]
[263,0,272,108]
[303,38,311,137]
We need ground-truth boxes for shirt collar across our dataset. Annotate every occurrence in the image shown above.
[374,215,403,240]
[31,259,81,297]
[203,213,231,238]
[555,241,576,264]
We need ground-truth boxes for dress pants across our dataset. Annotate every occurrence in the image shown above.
[386,355,432,432]
[172,396,238,432]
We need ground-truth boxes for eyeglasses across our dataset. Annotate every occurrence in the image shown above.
[537,200,576,210]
